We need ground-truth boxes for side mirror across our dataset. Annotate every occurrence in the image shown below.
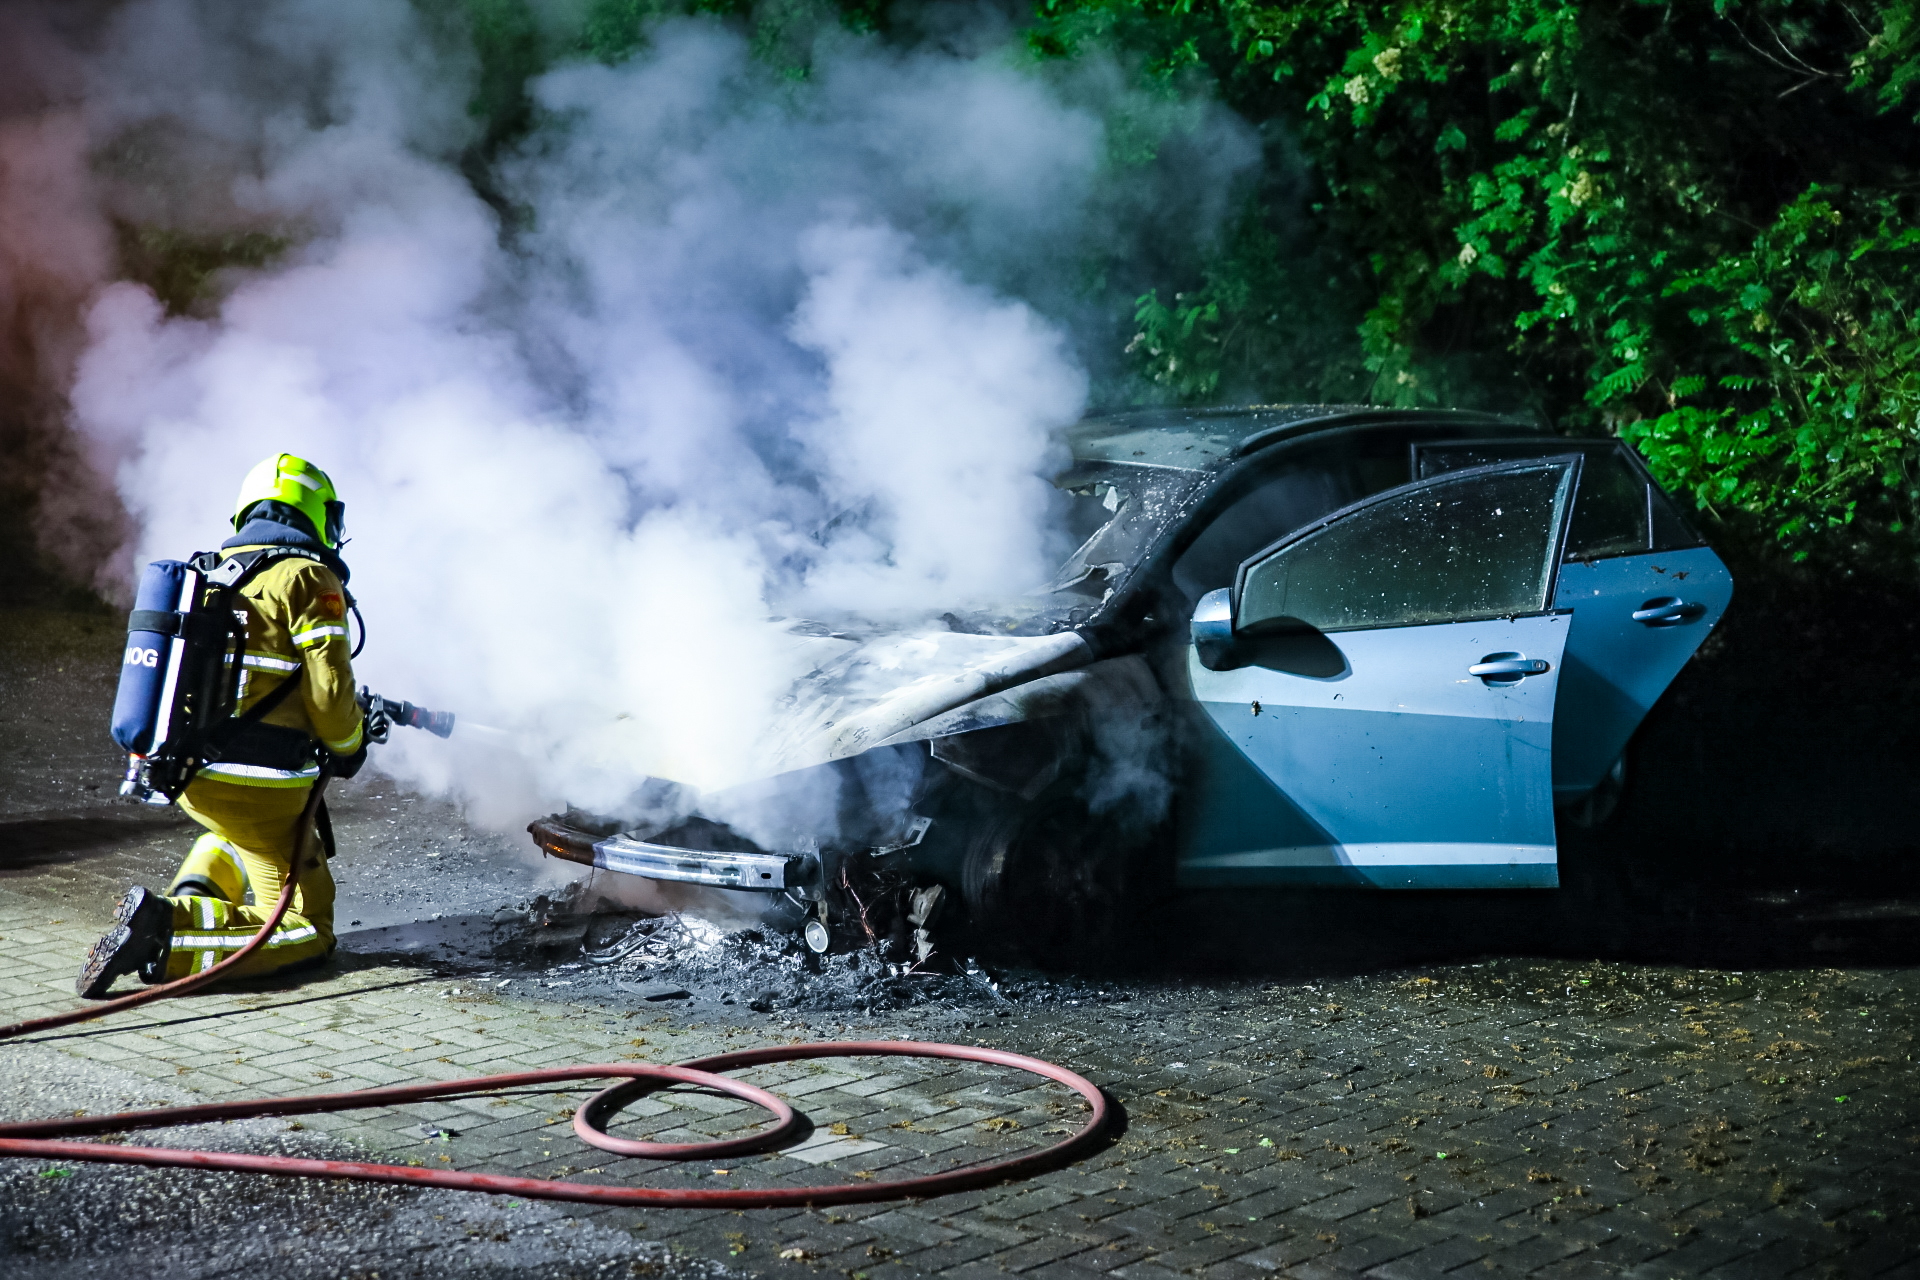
[1191,587,1349,679]
[1191,588,1236,671]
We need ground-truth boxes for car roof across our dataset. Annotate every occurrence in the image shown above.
[1066,404,1544,473]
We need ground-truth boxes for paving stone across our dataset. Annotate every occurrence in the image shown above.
[1362,1233,1490,1277]
[978,1184,1084,1221]
[990,1233,1104,1272]
[1273,1259,1365,1279]
[1241,1233,1341,1272]
[1108,1259,1197,1280]
[1294,1178,1418,1223]
[6,759,1920,1280]
[1024,1260,1126,1280]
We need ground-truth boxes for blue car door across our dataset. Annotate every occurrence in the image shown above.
[1411,440,1734,804]
[1177,457,1579,890]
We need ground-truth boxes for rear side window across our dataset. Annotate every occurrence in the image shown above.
[1561,450,1649,558]
[1237,460,1577,633]
[1412,438,1702,558]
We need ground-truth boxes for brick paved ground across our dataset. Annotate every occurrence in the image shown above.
[4,610,1919,1279]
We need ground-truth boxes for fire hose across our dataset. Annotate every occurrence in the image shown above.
[0,772,1109,1206]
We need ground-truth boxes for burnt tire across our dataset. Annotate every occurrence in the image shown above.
[1558,748,1631,831]
[958,782,1161,970]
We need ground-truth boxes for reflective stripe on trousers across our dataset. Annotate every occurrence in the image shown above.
[169,894,325,972]
[166,775,336,981]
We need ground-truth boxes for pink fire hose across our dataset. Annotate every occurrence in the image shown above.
[0,779,1108,1206]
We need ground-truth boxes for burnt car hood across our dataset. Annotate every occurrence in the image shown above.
[533,620,1157,887]
[756,625,1095,778]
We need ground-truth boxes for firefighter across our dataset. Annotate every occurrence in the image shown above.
[77,454,380,998]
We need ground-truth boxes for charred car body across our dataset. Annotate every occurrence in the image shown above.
[531,406,1732,961]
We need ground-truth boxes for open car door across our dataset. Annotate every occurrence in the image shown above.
[1410,438,1734,809]
[1177,457,1580,889]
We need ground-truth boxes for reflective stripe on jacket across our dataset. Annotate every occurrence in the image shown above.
[220,545,362,783]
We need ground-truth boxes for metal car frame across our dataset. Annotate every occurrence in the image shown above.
[530,406,1732,956]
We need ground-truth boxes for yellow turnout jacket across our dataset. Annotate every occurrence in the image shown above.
[198,546,363,787]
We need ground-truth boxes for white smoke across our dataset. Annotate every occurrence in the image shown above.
[42,0,1257,825]
[788,220,1082,611]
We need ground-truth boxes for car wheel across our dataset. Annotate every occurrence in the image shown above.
[1560,749,1630,830]
[958,780,1158,969]
[1554,747,1652,949]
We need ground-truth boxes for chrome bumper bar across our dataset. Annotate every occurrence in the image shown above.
[589,834,800,891]
[528,816,802,891]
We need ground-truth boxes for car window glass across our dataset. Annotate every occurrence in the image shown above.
[1047,463,1204,603]
[1648,483,1705,551]
[1238,462,1575,633]
[1060,479,1125,547]
[1414,440,1650,559]
[1050,482,1132,597]
[1171,467,1352,606]
[1563,451,1649,558]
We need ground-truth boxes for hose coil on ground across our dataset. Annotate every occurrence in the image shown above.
[0,778,1109,1207]
[0,1044,1108,1207]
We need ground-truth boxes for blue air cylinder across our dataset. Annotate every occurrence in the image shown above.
[111,560,193,755]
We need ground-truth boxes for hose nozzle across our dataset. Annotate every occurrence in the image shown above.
[360,689,456,740]
[400,702,456,738]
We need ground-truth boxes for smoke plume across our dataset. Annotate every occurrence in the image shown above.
[7,0,1257,824]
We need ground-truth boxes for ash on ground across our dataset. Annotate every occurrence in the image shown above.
[490,886,1125,1016]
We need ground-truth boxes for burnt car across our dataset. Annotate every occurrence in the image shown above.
[531,405,1732,961]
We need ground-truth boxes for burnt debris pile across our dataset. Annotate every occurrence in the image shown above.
[582,909,1015,1014]
[494,889,1121,1014]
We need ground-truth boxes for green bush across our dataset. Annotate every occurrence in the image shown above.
[1625,188,1920,553]
[1032,0,1920,564]
[110,1,1920,565]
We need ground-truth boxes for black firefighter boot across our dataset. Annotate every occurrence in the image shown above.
[75,886,173,999]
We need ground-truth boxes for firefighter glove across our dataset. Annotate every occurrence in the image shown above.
[331,740,370,780]
[359,687,392,745]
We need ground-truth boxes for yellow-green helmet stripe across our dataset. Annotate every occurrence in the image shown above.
[232,454,342,548]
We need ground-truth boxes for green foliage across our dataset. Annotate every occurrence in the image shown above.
[355,0,1920,567]
[1029,0,1920,564]
[577,0,762,66]
[1626,188,1920,549]
[461,0,549,145]
[1854,0,1920,121]
[417,0,830,152]
[112,225,292,318]
[1128,212,1372,403]
[451,0,878,116]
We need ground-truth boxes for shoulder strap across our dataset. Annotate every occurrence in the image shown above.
[194,656,308,777]
[315,796,337,859]
[182,639,313,785]
[231,663,305,727]
[192,545,327,591]
[187,547,319,730]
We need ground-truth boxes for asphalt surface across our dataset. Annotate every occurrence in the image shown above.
[2,593,1919,1280]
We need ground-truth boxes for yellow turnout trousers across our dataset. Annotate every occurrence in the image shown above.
[161,776,335,980]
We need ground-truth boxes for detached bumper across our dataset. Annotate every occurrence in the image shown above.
[529,817,800,891]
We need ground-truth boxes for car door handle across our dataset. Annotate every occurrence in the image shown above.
[1632,597,1707,626]
[1469,657,1551,678]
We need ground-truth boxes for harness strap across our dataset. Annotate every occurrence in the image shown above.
[126,610,230,642]
[191,544,322,738]
[192,545,320,587]
[315,797,337,861]
[192,545,355,609]
[226,663,305,731]
[183,547,321,781]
